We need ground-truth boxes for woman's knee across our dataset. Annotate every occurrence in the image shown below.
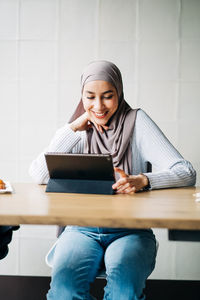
[105,234,156,275]
[49,258,92,299]
[104,259,147,300]
[104,234,156,298]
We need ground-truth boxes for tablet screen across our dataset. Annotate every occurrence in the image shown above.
[45,152,115,181]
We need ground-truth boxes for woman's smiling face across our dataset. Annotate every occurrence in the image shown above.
[82,80,119,126]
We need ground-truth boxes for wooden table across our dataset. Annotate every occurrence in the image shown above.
[0,183,200,230]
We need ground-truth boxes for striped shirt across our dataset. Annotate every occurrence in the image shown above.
[29,109,196,189]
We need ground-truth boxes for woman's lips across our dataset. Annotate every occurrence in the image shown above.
[92,111,108,119]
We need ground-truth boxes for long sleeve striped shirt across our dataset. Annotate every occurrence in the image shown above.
[29,109,196,189]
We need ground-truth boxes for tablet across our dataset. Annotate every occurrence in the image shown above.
[45,152,115,181]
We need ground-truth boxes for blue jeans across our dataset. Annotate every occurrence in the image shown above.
[47,226,157,300]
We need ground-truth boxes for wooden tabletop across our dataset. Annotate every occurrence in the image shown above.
[0,183,200,229]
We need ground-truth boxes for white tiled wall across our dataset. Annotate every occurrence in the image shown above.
[0,0,199,280]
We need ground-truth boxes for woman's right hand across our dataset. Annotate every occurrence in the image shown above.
[69,112,109,133]
[69,112,90,132]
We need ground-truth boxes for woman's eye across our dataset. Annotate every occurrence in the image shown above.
[86,94,113,100]
[104,95,113,99]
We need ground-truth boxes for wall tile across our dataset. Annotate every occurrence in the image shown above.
[192,162,200,186]
[0,120,17,160]
[58,80,81,122]
[175,242,200,280]
[181,0,200,40]
[19,41,56,81]
[0,238,19,275]
[178,82,200,122]
[0,41,17,80]
[100,0,136,41]
[139,0,179,40]
[99,41,135,83]
[57,119,67,129]
[17,158,35,182]
[123,81,137,108]
[19,237,55,276]
[138,82,177,121]
[152,228,169,241]
[0,82,18,121]
[19,82,57,121]
[60,0,98,41]
[19,225,57,239]
[59,40,95,81]
[0,160,17,182]
[19,120,57,160]
[0,0,18,40]
[149,240,176,279]
[12,228,20,239]
[180,42,200,81]
[20,0,57,40]
[139,41,178,80]
[177,120,200,162]
[154,120,179,149]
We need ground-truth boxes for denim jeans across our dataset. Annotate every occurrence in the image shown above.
[47,226,157,300]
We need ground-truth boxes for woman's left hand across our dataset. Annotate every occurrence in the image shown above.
[112,167,149,194]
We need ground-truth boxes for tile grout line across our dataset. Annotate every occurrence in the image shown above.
[134,0,140,108]
[55,0,60,130]
[16,0,22,275]
[16,0,21,184]
[94,0,100,60]
[175,0,182,149]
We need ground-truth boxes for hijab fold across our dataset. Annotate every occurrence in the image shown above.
[69,60,138,179]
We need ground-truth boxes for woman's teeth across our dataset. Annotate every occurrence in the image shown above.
[93,112,107,118]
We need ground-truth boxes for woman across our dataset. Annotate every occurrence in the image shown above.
[29,61,196,300]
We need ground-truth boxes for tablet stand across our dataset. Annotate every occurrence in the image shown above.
[46,178,115,195]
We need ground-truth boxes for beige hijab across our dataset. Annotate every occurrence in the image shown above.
[69,60,138,178]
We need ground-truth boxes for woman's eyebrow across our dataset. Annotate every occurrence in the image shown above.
[85,91,94,94]
[103,90,113,94]
[86,90,114,94]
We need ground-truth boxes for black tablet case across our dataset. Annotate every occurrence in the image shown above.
[45,153,115,194]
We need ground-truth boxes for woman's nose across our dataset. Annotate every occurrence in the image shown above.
[94,98,103,110]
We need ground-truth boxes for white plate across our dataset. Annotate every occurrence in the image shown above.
[193,193,200,203]
[0,181,13,193]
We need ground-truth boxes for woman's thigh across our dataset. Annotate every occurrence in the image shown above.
[47,230,104,300]
[47,231,103,300]
[104,233,156,300]
[52,230,104,283]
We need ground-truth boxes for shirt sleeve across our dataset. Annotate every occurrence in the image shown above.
[135,110,196,190]
[29,124,84,184]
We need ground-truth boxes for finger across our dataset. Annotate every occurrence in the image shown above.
[102,125,109,131]
[116,190,134,194]
[130,186,136,193]
[114,184,126,193]
[116,182,131,193]
[98,125,103,133]
[93,122,100,132]
[127,186,136,194]
[92,121,103,133]
[113,178,130,190]
[117,186,136,194]
[114,167,128,178]
[112,178,128,189]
